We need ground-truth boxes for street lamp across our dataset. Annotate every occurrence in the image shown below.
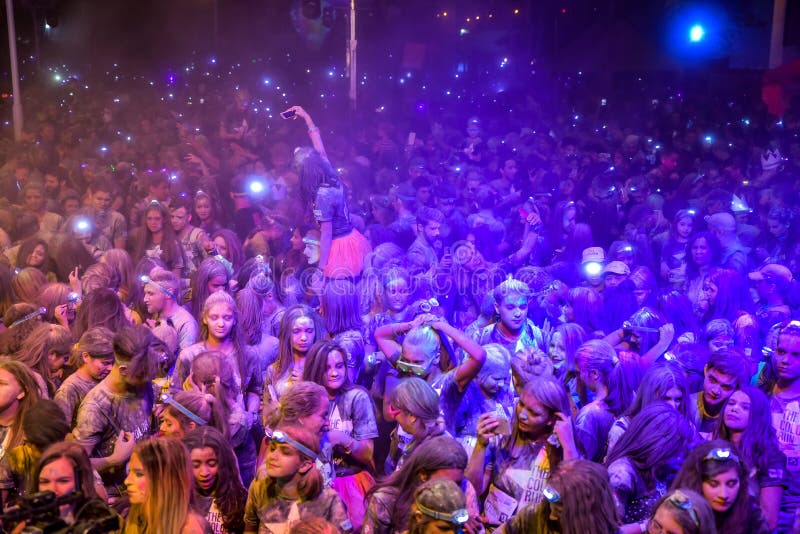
[4,0,24,141]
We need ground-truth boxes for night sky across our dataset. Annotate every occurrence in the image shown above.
[0,0,796,86]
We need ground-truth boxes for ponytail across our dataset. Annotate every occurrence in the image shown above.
[70,326,114,368]
[605,357,641,417]
[576,340,641,417]
[167,390,230,439]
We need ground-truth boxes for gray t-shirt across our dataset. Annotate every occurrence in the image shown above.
[574,400,616,463]
[164,305,199,350]
[54,373,98,427]
[243,484,350,533]
[73,379,154,489]
[770,390,800,532]
[328,387,379,477]
[313,184,353,238]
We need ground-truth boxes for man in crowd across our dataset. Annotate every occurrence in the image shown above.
[142,268,198,350]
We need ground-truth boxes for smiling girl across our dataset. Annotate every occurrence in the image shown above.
[302,340,379,530]
[547,322,587,408]
[16,237,55,281]
[243,424,350,533]
[30,442,117,529]
[124,437,209,533]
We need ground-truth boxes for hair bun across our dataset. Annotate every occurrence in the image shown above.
[248,271,274,296]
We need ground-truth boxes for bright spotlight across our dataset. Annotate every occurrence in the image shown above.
[248,180,265,195]
[584,262,603,276]
[689,24,705,42]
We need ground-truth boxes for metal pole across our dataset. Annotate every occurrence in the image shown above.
[769,0,786,69]
[348,0,356,110]
[5,0,23,141]
[212,0,219,53]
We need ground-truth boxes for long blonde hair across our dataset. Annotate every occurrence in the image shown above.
[125,437,196,534]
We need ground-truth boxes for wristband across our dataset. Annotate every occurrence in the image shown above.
[308,126,320,135]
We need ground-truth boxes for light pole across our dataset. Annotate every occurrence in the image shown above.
[5,0,24,140]
[346,0,356,109]
[769,0,786,68]
[212,0,219,53]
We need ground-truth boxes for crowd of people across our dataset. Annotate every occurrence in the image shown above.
[0,62,799,534]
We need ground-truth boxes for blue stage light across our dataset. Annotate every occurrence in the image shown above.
[689,24,705,42]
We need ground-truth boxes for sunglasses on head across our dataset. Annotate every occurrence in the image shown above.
[397,359,430,376]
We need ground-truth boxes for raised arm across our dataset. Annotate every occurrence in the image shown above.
[465,414,499,496]
[374,315,433,366]
[284,105,327,160]
[374,321,412,364]
[429,318,486,391]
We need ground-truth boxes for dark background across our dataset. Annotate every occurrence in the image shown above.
[2,0,798,74]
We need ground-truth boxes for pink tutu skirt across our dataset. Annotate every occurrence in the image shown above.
[324,229,372,279]
[331,470,375,532]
